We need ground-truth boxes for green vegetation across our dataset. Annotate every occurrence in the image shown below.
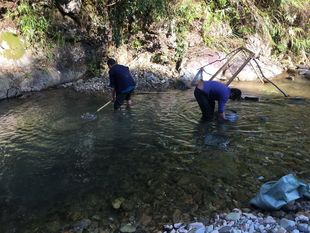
[4,0,310,63]
[107,0,167,46]
[88,62,101,77]
[132,38,143,50]
[10,1,50,46]
[0,32,25,59]
[244,0,310,57]
[108,0,309,62]
[172,1,205,61]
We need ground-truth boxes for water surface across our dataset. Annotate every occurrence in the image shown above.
[0,79,309,232]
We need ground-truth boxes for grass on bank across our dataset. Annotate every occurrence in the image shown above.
[4,0,310,65]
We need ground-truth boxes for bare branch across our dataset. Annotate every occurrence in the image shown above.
[106,0,122,7]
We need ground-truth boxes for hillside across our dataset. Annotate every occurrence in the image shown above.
[0,0,309,98]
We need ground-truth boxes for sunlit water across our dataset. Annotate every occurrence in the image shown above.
[0,78,309,232]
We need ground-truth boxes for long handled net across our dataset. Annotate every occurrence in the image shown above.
[81,100,112,121]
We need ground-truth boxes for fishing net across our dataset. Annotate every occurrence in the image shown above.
[191,68,204,86]
[81,112,97,121]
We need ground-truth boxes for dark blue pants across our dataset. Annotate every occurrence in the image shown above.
[114,89,134,110]
[194,87,215,121]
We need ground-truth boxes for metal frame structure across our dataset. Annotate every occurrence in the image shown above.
[203,47,288,97]
[208,47,255,86]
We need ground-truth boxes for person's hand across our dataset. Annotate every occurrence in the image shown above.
[112,96,115,102]
[217,112,226,123]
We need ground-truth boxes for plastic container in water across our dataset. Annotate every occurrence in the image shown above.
[225,112,238,122]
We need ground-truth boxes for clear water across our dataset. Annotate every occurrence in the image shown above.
[0,79,309,232]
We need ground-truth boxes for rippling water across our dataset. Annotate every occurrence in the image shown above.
[0,79,309,232]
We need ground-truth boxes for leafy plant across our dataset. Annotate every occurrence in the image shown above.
[16,1,50,46]
[108,0,167,46]
[132,38,143,50]
[151,52,168,64]
[172,0,205,61]
[88,62,101,77]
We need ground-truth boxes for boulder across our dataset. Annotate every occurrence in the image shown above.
[179,45,284,85]
[0,43,88,100]
[298,69,310,80]
[56,0,82,14]
[179,47,226,88]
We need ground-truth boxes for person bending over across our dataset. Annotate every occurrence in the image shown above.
[194,80,241,121]
[107,58,136,110]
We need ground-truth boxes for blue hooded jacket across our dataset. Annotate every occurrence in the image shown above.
[202,81,231,113]
[109,64,136,93]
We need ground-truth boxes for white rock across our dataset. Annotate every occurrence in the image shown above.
[243,213,258,220]
[210,230,219,233]
[280,218,296,229]
[226,212,241,221]
[296,215,309,223]
[206,225,214,233]
[258,224,265,231]
[264,216,276,224]
[189,222,205,229]
[277,227,288,233]
[173,223,183,229]
[164,224,173,230]
[231,229,241,233]
[249,223,255,233]
[297,223,309,232]
[178,228,188,233]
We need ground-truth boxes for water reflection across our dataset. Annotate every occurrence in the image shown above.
[204,130,230,149]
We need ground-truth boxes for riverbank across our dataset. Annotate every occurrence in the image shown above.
[57,68,310,99]
[59,198,310,233]
[0,31,292,101]
[2,29,310,101]
[59,72,180,94]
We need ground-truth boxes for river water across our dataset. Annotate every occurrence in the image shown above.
[0,79,309,232]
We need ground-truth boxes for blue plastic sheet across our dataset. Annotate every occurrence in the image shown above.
[250,174,310,210]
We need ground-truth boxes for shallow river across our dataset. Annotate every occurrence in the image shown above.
[0,78,309,232]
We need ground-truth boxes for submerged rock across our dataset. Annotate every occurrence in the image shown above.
[120,223,136,233]
[112,197,125,209]
[72,218,91,232]
[226,212,241,221]
[204,133,230,148]
[298,69,310,80]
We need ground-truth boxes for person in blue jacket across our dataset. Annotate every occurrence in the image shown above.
[107,58,136,110]
[194,80,241,121]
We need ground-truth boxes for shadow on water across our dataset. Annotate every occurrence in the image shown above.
[0,82,309,232]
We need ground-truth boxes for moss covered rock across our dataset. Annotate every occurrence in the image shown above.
[0,32,25,60]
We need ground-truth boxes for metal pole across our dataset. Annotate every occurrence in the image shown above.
[208,48,242,81]
[226,56,253,86]
[253,59,288,97]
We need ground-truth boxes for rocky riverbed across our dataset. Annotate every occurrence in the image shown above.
[60,70,180,94]
[59,199,310,233]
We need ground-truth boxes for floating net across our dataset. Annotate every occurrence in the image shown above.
[81,112,97,121]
